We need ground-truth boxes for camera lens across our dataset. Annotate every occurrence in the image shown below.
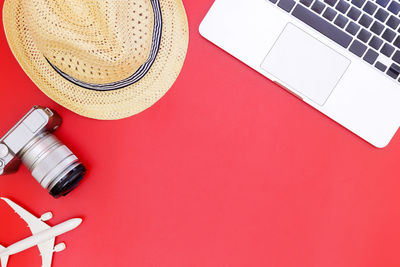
[49,163,86,198]
[20,133,85,198]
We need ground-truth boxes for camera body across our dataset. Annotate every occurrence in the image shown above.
[0,106,86,198]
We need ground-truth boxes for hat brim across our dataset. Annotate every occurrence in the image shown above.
[3,0,189,120]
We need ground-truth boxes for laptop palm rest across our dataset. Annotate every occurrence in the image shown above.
[261,23,350,106]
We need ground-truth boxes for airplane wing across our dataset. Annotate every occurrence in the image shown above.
[1,198,57,267]
[0,198,50,234]
[38,239,55,267]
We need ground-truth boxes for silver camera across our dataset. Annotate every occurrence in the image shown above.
[0,106,86,198]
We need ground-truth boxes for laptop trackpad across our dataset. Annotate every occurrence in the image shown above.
[261,23,350,106]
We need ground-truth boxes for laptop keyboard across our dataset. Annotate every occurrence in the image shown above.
[268,0,400,82]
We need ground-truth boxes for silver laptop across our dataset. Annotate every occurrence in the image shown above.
[200,0,400,147]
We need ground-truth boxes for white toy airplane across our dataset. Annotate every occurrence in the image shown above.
[0,197,82,267]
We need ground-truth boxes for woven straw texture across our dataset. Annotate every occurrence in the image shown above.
[3,0,189,120]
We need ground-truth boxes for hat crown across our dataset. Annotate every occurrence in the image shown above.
[22,0,155,84]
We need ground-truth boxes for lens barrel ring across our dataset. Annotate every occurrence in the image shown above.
[20,132,85,198]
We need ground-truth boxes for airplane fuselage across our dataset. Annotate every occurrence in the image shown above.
[0,218,81,257]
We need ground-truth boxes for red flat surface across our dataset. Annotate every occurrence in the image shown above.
[1,1,400,266]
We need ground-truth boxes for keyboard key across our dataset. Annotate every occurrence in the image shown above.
[334,14,349,28]
[312,0,326,13]
[382,28,396,42]
[369,36,384,49]
[300,0,314,6]
[375,8,389,22]
[375,61,387,71]
[291,4,353,48]
[352,0,366,7]
[381,43,395,56]
[336,0,350,13]
[349,40,368,56]
[363,1,378,14]
[278,0,296,12]
[371,21,385,35]
[347,7,362,20]
[392,50,400,64]
[324,0,338,6]
[391,62,400,72]
[357,28,372,42]
[386,15,400,29]
[387,66,399,79]
[346,21,360,35]
[387,1,400,14]
[269,0,279,3]
[393,36,400,48]
[376,0,390,8]
[323,7,338,20]
[363,48,379,64]
[359,14,373,27]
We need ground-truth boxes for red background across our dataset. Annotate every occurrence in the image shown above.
[1,1,400,266]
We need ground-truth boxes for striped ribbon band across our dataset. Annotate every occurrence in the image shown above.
[47,0,163,91]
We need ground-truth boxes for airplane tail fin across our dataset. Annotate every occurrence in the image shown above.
[0,244,9,267]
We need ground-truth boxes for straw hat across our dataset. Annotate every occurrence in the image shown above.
[3,0,189,120]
